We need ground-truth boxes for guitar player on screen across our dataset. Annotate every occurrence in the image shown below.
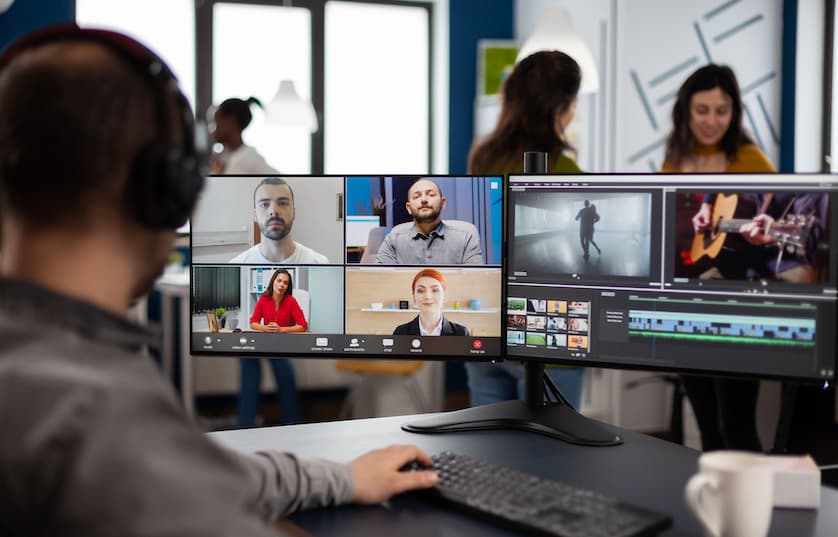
[690,191,829,284]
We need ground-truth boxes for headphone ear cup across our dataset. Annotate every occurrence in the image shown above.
[129,142,204,229]
[161,145,205,228]
[128,142,162,228]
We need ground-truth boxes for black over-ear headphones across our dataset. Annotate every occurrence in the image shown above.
[0,23,206,229]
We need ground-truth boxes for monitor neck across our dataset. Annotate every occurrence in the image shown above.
[524,361,545,408]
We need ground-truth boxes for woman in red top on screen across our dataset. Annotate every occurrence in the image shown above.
[250,269,307,333]
[393,269,469,336]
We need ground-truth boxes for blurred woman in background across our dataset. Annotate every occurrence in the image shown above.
[465,50,586,409]
[210,96,277,174]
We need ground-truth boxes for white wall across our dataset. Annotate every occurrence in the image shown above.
[307,267,344,333]
[285,176,344,262]
[617,0,782,172]
[516,0,785,173]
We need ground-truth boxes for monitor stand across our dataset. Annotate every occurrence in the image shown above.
[401,151,621,447]
[402,363,623,446]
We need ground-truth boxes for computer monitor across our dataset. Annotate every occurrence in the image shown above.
[403,172,836,446]
[189,174,504,361]
[506,173,836,382]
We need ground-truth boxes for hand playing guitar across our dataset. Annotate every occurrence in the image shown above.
[739,214,776,246]
[692,203,713,234]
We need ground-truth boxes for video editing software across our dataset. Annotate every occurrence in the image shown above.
[507,174,837,381]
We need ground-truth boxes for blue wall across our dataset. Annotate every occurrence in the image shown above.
[779,0,797,172]
[448,0,514,174]
[0,0,72,50]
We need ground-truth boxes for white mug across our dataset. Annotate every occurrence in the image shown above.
[685,451,774,537]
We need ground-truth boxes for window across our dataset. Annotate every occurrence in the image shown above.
[324,1,430,173]
[78,1,433,174]
[212,2,313,173]
[76,0,196,108]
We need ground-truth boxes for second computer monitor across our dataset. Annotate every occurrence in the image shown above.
[507,173,837,382]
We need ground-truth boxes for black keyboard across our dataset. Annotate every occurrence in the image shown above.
[409,451,671,537]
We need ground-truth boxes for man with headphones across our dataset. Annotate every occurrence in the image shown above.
[0,25,436,535]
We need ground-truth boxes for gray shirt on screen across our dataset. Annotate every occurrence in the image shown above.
[0,278,353,537]
[375,220,484,264]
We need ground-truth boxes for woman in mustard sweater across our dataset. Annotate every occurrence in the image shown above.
[662,64,774,452]
[661,64,774,174]
[465,50,585,408]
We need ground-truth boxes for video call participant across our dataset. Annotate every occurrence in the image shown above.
[238,269,305,428]
[209,96,277,174]
[393,269,470,336]
[661,64,774,452]
[231,177,329,264]
[465,50,587,410]
[375,178,483,265]
[0,26,436,536]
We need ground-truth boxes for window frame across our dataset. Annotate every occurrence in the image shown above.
[196,0,433,174]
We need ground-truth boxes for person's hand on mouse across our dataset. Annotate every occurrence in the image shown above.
[349,444,438,504]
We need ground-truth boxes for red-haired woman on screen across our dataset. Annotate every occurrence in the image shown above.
[393,269,469,336]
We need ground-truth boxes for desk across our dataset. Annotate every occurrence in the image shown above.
[210,413,838,537]
[154,270,194,416]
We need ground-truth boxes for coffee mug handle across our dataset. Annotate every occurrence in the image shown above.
[686,473,721,537]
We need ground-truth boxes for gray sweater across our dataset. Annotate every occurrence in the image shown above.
[0,278,354,536]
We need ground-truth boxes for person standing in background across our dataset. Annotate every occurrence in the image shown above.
[465,50,586,410]
[210,96,277,174]
[661,64,775,452]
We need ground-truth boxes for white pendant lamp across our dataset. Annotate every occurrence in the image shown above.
[516,8,599,94]
[266,79,319,133]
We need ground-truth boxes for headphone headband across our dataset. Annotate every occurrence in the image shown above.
[0,23,205,229]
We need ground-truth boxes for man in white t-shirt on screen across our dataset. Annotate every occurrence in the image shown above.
[230,177,329,264]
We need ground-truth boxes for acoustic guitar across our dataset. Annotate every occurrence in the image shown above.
[689,193,813,262]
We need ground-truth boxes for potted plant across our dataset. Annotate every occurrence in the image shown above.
[215,307,226,329]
